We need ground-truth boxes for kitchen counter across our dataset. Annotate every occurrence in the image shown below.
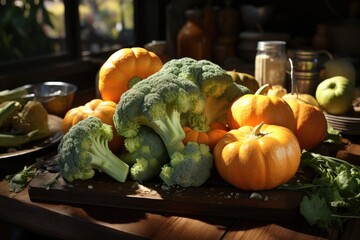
[0,88,359,240]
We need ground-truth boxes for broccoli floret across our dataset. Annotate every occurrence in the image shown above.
[160,142,213,187]
[114,70,213,187]
[162,57,234,98]
[57,116,129,183]
[119,126,169,182]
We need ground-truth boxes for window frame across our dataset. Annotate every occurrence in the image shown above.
[0,0,168,91]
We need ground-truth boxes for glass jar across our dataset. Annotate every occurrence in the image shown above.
[255,41,287,87]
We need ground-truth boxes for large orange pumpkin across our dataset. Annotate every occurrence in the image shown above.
[214,122,301,190]
[285,98,328,150]
[183,121,228,151]
[227,85,296,132]
[98,47,163,103]
[62,99,123,153]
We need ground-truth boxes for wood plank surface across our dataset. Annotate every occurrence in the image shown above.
[28,170,304,222]
[0,180,234,240]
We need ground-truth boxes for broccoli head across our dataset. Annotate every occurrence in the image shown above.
[161,57,234,98]
[162,58,250,130]
[114,70,213,187]
[119,126,169,182]
[57,116,129,183]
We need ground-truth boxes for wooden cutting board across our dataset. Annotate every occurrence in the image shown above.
[28,171,304,221]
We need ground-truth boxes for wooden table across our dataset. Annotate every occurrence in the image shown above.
[0,88,359,240]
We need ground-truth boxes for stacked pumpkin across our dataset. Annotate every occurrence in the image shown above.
[214,84,328,190]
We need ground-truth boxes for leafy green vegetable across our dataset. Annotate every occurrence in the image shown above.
[300,192,332,230]
[281,151,360,231]
[6,158,43,192]
[323,125,342,145]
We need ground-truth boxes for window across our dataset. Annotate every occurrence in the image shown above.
[79,0,135,54]
[0,0,67,63]
[0,0,135,65]
[0,0,141,91]
[0,0,168,91]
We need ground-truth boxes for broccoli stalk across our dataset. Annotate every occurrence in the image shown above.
[114,70,213,187]
[57,116,129,183]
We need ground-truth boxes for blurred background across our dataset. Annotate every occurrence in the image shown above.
[0,0,359,91]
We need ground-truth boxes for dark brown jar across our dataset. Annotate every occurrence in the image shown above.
[177,9,211,60]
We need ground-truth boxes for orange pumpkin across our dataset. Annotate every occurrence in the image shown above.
[227,84,296,132]
[62,99,123,153]
[285,98,328,150]
[98,47,163,103]
[283,93,320,107]
[183,122,228,151]
[214,122,301,190]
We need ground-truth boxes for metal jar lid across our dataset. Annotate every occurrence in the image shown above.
[257,41,286,51]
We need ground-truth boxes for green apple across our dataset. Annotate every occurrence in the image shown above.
[315,76,355,115]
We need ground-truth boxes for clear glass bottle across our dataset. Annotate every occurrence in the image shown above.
[255,41,287,87]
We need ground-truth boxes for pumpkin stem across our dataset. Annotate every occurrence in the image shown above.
[254,84,271,96]
[247,122,267,141]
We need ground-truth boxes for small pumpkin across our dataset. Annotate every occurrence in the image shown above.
[282,93,320,108]
[98,47,163,103]
[285,98,327,150]
[183,121,228,151]
[62,99,123,153]
[227,70,260,94]
[266,84,287,97]
[227,84,296,132]
[214,122,301,190]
